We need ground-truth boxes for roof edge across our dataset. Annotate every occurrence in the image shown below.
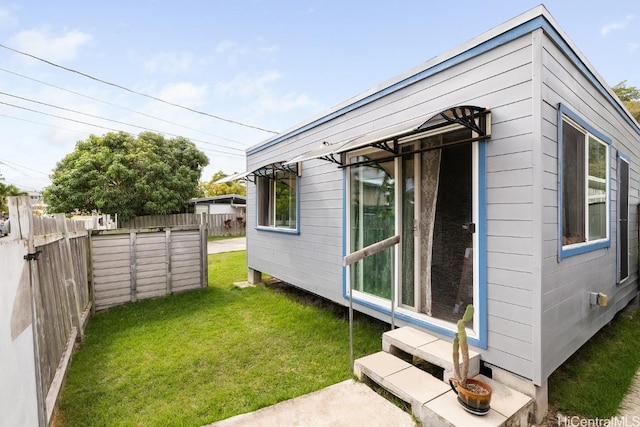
[248,4,638,156]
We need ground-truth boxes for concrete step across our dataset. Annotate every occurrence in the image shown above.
[354,352,534,427]
[423,375,534,427]
[354,351,450,418]
[382,326,480,381]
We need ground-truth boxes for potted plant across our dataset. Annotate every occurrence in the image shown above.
[448,304,492,415]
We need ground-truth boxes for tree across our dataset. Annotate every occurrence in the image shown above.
[199,170,246,197]
[612,81,640,102]
[612,80,640,122]
[43,131,209,220]
[0,174,26,214]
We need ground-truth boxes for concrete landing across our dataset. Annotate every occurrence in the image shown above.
[383,326,480,381]
[204,380,416,427]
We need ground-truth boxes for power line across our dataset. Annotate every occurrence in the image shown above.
[0,43,279,134]
[0,158,49,176]
[0,67,252,146]
[0,90,245,152]
[0,106,244,157]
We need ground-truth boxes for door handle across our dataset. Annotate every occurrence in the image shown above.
[462,223,476,233]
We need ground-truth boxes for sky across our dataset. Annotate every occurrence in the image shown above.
[0,1,638,192]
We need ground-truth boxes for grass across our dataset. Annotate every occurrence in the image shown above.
[56,251,388,427]
[548,305,640,418]
[207,234,244,241]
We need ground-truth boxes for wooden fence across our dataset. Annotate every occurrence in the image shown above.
[2,197,211,425]
[6,197,91,425]
[90,225,208,311]
[119,213,246,236]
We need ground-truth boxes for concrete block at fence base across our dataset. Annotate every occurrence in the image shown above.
[248,268,262,285]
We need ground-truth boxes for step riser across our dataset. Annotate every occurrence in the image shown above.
[382,328,480,382]
[357,327,534,427]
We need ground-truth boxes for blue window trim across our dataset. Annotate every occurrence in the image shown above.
[557,104,612,261]
[341,141,488,349]
[255,173,301,235]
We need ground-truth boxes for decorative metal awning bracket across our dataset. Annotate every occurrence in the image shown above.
[252,161,299,180]
[431,106,487,136]
[275,162,298,174]
[371,139,396,154]
[320,153,343,166]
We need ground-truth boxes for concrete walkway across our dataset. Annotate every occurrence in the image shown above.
[207,237,246,254]
[618,370,640,419]
[204,380,416,427]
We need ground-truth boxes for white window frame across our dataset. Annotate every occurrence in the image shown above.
[617,153,630,283]
[256,170,299,234]
[558,105,612,260]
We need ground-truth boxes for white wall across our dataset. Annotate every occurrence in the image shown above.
[0,238,39,426]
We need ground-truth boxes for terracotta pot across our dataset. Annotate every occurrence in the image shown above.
[448,377,492,415]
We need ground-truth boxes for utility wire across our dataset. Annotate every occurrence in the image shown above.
[0,159,49,176]
[0,90,245,152]
[0,67,252,146]
[0,102,244,157]
[0,43,279,134]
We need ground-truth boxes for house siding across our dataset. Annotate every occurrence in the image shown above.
[539,33,640,381]
[248,33,539,380]
[246,10,640,385]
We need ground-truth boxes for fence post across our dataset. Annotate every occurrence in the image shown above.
[57,214,84,342]
[129,232,137,303]
[200,222,208,288]
[8,196,47,427]
[165,229,172,294]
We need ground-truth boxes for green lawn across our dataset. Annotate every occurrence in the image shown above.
[57,251,388,427]
[207,234,244,242]
[548,305,640,418]
[57,249,640,425]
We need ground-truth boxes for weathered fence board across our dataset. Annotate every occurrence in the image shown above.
[4,197,92,425]
[120,213,245,236]
[91,225,207,311]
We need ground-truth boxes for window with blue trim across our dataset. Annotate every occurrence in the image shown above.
[560,115,609,250]
[256,171,297,230]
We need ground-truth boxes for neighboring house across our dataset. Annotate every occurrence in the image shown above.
[189,195,246,215]
[241,5,640,415]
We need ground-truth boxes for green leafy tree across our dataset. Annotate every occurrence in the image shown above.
[612,80,640,122]
[43,131,209,220]
[0,174,26,214]
[199,170,246,197]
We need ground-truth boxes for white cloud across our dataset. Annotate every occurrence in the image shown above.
[214,71,282,97]
[215,39,248,64]
[155,82,209,107]
[627,42,639,53]
[143,52,200,74]
[258,45,280,55]
[0,6,17,28]
[600,14,635,36]
[214,71,322,117]
[9,27,92,62]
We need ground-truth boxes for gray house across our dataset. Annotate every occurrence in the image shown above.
[241,5,639,417]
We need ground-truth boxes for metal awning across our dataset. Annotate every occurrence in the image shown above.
[334,116,428,156]
[215,170,254,184]
[214,161,298,184]
[285,141,347,166]
[283,105,491,167]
